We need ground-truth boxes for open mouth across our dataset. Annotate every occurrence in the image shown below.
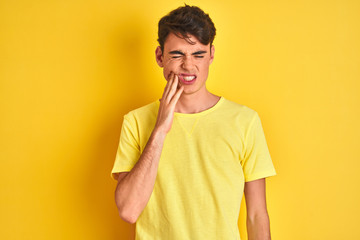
[178,73,197,85]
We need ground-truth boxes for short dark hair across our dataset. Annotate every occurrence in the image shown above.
[157,4,216,53]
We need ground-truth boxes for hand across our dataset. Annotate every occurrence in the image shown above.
[154,72,184,135]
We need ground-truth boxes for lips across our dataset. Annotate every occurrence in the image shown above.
[178,73,197,85]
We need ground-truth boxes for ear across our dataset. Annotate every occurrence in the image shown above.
[155,46,164,67]
[209,45,215,64]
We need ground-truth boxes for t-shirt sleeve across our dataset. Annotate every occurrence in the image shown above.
[110,114,141,181]
[242,112,277,182]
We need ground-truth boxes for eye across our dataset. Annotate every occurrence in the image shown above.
[171,56,182,59]
[194,55,204,58]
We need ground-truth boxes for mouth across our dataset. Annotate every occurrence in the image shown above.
[178,73,197,85]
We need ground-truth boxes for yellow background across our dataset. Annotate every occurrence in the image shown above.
[1,0,359,239]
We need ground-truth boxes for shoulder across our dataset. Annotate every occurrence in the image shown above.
[123,100,159,126]
[220,97,259,123]
[125,100,158,117]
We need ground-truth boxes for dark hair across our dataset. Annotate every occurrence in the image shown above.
[157,4,216,53]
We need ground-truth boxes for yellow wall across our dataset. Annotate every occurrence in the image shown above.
[1,0,359,239]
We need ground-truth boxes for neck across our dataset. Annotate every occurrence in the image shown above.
[174,88,220,114]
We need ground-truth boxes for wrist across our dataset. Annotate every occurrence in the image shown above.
[152,127,167,141]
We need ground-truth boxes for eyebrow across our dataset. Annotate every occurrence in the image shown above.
[169,50,207,55]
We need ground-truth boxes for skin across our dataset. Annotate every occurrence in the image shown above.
[115,32,272,239]
[114,71,183,224]
[155,32,220,114]
[245,178,272,240]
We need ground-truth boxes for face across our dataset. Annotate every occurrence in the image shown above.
[155,32,215,96]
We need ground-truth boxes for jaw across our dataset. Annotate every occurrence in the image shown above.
[180,81,208,96]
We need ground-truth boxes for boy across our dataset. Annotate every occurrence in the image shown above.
[111,5,276,240]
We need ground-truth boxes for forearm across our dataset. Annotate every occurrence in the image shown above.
[115,128,166,223]
[246,212,272,240]
[115,72,183,224]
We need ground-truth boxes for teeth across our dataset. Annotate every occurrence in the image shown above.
[183,76,195,81]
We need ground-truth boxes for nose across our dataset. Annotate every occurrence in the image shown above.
[181,55,194,70]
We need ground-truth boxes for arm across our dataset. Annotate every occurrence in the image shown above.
[114,73,183,224]
[244,178,272,240]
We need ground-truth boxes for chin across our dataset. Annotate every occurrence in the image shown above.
[182,87,201,95]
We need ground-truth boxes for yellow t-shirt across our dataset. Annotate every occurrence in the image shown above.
[111,96,276,240]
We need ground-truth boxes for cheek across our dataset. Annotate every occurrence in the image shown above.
[163,60,180,79]
[164,58,181,68]
[198,62,210,72]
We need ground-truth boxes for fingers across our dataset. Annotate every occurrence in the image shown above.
[169,85,184,106]
[163,72,176,102]
[165,74,179,103]
[161,72,173,99]
[155,72,183,134]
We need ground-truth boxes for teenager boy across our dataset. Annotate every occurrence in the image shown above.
[111,5,276,240]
